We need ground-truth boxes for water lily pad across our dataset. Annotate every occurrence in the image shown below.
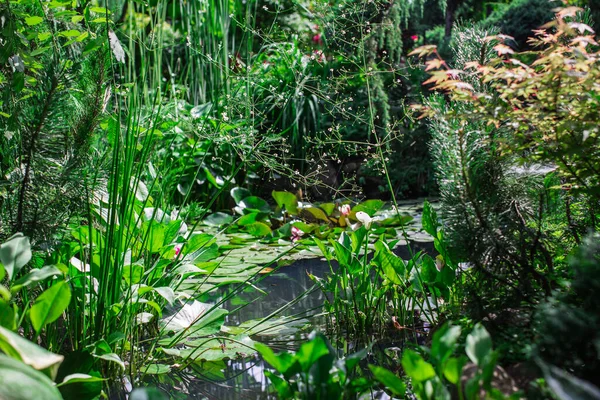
[245,222,272,237]
[230,187,252,204]
[239,196,270,214]
[181,336,255,362]
[272,191,298,215]
[204,212,234,227]
[234,316,309,337]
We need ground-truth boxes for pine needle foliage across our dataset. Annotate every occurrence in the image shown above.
[426,23,555,312]
[0,5,109,241]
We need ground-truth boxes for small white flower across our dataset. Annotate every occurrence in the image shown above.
[355,211,372,230]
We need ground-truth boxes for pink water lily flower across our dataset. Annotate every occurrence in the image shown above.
[291,226,304,242]
[339,204,351,217]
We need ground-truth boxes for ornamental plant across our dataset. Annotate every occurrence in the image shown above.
[413,7,600,201]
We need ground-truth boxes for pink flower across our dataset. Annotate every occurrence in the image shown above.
[291,226,304,242]
[312,34,322,45]
[174,244,182,258]
[339,204,351,217]
[411,35,418,42]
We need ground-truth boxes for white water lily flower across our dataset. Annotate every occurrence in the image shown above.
[355,211,372,230]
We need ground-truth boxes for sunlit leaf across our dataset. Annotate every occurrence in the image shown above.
[30,281,72,334]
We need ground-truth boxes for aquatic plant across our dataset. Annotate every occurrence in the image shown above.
[310,201,455,342]
[256,331,374,399]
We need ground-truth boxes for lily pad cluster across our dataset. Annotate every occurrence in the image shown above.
[203,187,431,244]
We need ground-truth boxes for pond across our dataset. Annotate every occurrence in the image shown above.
[156,235,435,399]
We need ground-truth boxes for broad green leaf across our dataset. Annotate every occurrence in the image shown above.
[465,323,493,367]
[319,203,336,216]
[239,196,270,213]
[296,334,330,372]
[136,312,154,324]
[160,300,227,333]
[352,199,384,217]
[154,287,175,305]
[180,335,255,362]
[30,281,72,333]
[237,212,262,226]
[141,364,171,375]
[303,207,329,222]
[374,240,406,284]
[245,222,272,237]
[59,29,81,37]
[236,316,308,337]
[255,343,298,375]
[58,372,104,400]
[184,233,216,254]
[0,355,62,400]
[369,365,406,397]
[420,255,438,283]
[422,201,439,237]
[190,103,212,119]
[123,264,144,285]
[431,323,462,364]
[0,325,64,379]
[89,6,110,13]
[401,349,436,382]
[443,357,466,385]
[204,212,233,226]
[291,221,317,234]
[58,373,105,386]
[164,220,183,244]
[142,221,166,253]
[264,370,293,398]
[0,300,15,330]
[0,233,32,280]
[230,187,252,204]
[12,265,63,292]
[25,16,44,26]
[96,353,125,370]
[272,191,298,215]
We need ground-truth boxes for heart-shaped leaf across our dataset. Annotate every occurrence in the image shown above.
[30,281,72,334]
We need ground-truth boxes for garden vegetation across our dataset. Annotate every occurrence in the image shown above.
[0,0,599,399]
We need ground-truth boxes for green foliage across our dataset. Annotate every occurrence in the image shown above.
[422,22,559,314]
[0,3,109,240]
[0,325,103,400]
[401,322,509,400]
[483,0,558,47]
[257,331,372,399]
[312,201,454,341]
[534,235,600,385]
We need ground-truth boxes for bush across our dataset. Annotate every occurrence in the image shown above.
[534,235,600,385]
[483,0,559,48]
